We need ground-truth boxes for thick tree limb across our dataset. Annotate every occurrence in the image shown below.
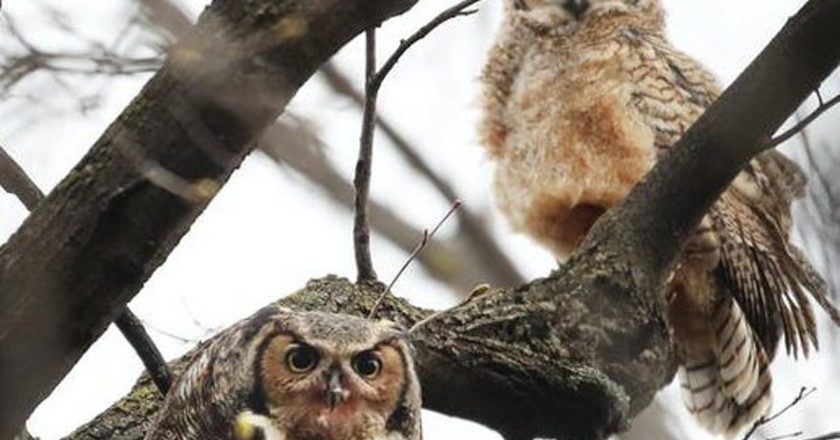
[0,0,420,436]
[18,0,840,439]
[0,145,173,397]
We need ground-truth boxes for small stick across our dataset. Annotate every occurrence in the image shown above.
[769,92,840,148]
[0,145,45,210]
[353,28,379,283]
[114,309,173,394]
[368,200,462,319]
[742,387,816,440]
[351,0,487,284]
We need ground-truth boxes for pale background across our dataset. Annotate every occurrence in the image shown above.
[0,0,838,438]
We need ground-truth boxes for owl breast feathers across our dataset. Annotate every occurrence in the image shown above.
[480,0,840,436]
[144,306,422,440]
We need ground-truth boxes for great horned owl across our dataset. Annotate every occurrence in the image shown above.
[479,0,840,436]
[144,306,422,440]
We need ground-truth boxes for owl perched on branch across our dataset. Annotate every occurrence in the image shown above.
[144,306,422,440]
[479,0,840,436]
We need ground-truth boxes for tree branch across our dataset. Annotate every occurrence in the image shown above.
[16,0,840,439]
[0,145,44,211]
[351,0,489,284]
[257,120,502,293]
[742,387,816,440]
[113,310,172,395]
[320,62,524,287]
[353,28,380,283]
[0,145,172,396]
[0,0,421,436]
[770,93,840,147]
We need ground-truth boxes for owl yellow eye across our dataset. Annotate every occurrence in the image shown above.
[285,344,319,373]
[352,351,382,378]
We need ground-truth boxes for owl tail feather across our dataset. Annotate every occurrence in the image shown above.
[678,299,772,437]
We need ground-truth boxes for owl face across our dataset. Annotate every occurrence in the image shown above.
[254,312,418,439]
[511,0,659,22]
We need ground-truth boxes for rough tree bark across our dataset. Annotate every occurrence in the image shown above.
[3,0,839,439]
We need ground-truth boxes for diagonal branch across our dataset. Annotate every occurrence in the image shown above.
[0,145,44,211]
[770,92,840,147]
[0,145,172,395]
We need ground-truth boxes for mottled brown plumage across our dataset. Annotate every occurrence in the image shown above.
[144,306,422,440]
[479,0,840,436]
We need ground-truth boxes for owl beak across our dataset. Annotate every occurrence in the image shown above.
[324,368,348,410]
[563,0,589,17]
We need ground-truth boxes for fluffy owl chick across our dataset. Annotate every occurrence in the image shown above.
[479,0,840,436]
[144,306,422,440]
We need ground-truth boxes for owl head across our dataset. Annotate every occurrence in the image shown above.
[248,310,421,439]
[145,306,421,440]
[506,0,662,27]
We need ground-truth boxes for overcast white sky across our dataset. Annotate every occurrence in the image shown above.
[1,0,838,439]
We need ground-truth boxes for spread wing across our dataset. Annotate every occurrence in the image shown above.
[627,30,839,359]
[712,152,840,359]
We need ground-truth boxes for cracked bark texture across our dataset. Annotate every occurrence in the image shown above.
[3,0,840,439]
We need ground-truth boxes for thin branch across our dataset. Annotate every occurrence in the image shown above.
[767,432,804,440]
[369,200,461,319]
[0,146,44,211]
[352,0,487,284]
[320,62,525,287]
[114,310,172,394]
[769,92,840,147]
[742,387,817,440]
[353,28,380,283]
[370,0,484,91]
[804,433,840,440]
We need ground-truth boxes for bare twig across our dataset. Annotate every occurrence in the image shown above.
[353,28,380,283]
[320,62,524,287]
[803,433,840,440]
[351,0,488,284]
[1,14,159,90]
[742,387,817,440]
[370,0,484,92]
[767,432,804,440]
[0,146,44,211]
[114,310,172,394]
[770,92,840,147]
[260,120,499,292]
[369,200,462,319]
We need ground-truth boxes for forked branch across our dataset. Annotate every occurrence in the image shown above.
[351,0,487,284]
